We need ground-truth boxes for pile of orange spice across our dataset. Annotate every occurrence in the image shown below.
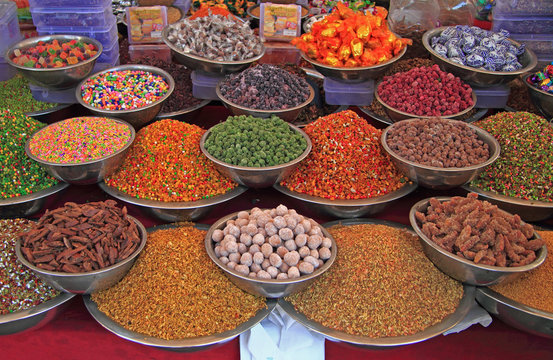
[189,3,233,19]
[291,3,412,67]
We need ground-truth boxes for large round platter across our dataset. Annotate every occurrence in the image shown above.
[156,99,211,120]
[358,106,488,126]
[0,182,69,218]
[98,181,247,222]
[273,182,417,218]
[278,217,475,347]
[83,222,276,352]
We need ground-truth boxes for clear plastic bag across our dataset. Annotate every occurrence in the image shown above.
[437,0,476,26]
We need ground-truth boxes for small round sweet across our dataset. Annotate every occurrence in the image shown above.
[260,243,273,258]
[256,214,271,227]
[253,251,264,265]
[235,218,248,227]
[319,247,332,260]
[273,216,287,229]
[276,204,288,216]
[227,261,237,270]
[294,224,305,236]
[220,256,230,265]
[284,239,297,251]
[269,253,282,268]
[240,252,253,266]
[298,246,310,258]
[251,263,262,273]
[229,252,241,263]
[257,270,271,280]
[322,237,332,249]
[277,273,289,280]
[245,223,258,236]
[261,259,271,270]
[288,266,300,279]
[219,247,229,257]
[249,272,257,278]
[310,249,319,259]
[235,264,250,276]
[252,233,265,246]
[304,255,319,268]
[308,235,323,250]
[265,222,278,236]
[279,228,294,241]
[267,266,279,279]
[298,261,315,275]
[225,240,238,254]
[212,229,224,242]
[318,259,324,268]
[268,234,282,247]
[284,251,300,266]
[276,246,289,257]
[240,233,252,246]
[295,234,308,247]
[280,263,290,273]
[301,220,312,233]
[214,245,222,257]
[284,215,298,229]
[238,243,247,254]
[223,234,237,243]
[226,224,240,238]
[237,210,249,219]
[309,226,323,237]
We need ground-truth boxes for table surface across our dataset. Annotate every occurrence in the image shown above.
[2,105,553,360]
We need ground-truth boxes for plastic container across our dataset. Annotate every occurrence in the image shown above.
[323,78,374,106]
[172,0,191,15]
[191,71,224,100]
[37,16,118,48]
[129,44,171,62]
[126,6,167,44]
[30,7,114,28]
[472,84,511,109]
[0,57,16,81]
[93,55,120,74]
[29,0,112,7]
[97,37,120,65]
[509,33,553,57]
[0,1,21,56]
[29,83,77,104]
[492,14,553,35]
[259,42,300,65]
[493,0,553,17]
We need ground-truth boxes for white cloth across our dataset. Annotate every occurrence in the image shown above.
[443,300,492,335]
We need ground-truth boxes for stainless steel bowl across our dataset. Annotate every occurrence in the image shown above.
[0,293,75,335]
[5,35,103,90]
[205,210,337,298]
[462,185,553,222]
[200,123,312,188]
[25,117,135,185]
[523,73,553,120]
[409,197,547,286]
[381,119,501,189]
[98,181,248,222]
[155,99,210,120]
[162,26,266,75]
[273,182,417,218]
[0,182,69,218]
[216,82,315,123]
[302,13,328,33]
[75,64,175,129]
[423,27,538,87]
[15,215,147,294]
[359,105,488,126]
[476,287,553,339]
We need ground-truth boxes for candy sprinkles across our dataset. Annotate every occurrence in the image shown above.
[80,70,169,111]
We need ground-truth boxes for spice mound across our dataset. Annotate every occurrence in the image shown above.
[415,193,544,267]
[211,204,333,280]
[1,219,60,315]
[0,109,58,199]
[386,118,490,168]
[219,64,310,110]
[106,119,237,202]
[470,111,553,202]
[19,200,142,273]
[204,115,307,167]
[10,38,98,69]
[0,75,59,113]
[281,110,408,200]
[92,225,266,340]
[28,117,133,164]
[286,223,463,338]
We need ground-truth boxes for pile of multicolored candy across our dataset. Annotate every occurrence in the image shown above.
[527,63,553,94]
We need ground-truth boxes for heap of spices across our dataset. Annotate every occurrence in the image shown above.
[471,111,553,202]
[0,109,58,199]
[0,75,59,113]
[281,110,408,200]
[92,225,266,340]
[0,219,60,315]
[286,223,463,338]
[106,119,237,202]
[491,231,553,313]
[189,3,233,19]
[28,117,133,164]
[506,78,540,114]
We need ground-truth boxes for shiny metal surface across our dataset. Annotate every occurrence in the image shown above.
[156,99,211,120]
[15,216,147,294]
[409,197,547,286]
[476,287,553,339]
[523,74,553,120]
[0,182,69,218]
[205,211,337,298]
[25,104,73,118]
[216,82,315,122]
[25,117,135,185]
[200,124,312,188]
[98,182,248,223]
[273,182,417,218]
[0,293,75,335]
[381,119,500,189]
[358,106,488,126]
[5,35,103,90]
[75,64,175,129]
[423,27,538,87]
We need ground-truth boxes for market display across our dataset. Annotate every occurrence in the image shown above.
[10,38,99,68]
[527,63,553,94]
[0,75,59,113]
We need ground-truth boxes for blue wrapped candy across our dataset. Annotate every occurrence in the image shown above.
[472,46,489,58]
[487,51,506,67]
[447,46,464,59]
[466,53,485,68]
[504,52,518,64]
[480,37,497,51]
[501,64,517,72]
[440,27,458,40]
[432,43,448,57]
[449,57,465,65]
[460,34,476,49]
[515,43,526,56]
[445,38,461,49]
[483,62,496,71]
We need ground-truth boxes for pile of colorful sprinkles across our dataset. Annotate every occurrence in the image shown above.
[0,75,59,114]
[0,109,58,199]
[105,119,237,202]
[28,117,133,164]
[80,69,169,111]
[280,110,408,200]
[471,111,553,202]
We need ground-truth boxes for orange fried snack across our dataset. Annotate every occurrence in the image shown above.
[292,3,412,67]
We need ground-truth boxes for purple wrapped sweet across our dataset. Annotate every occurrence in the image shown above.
[447,46,464,59]
[466,53,485,68]
[480,37,496,51]
[432,43,448,57]
[449,57,465,65]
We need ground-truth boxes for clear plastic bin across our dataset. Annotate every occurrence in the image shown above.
[29,0,112,7]
[0,1,21,56]
[0,57,16,82]
[37,16,118,48]
[492,14,553,35]
[191,71,224,100]
[493,0,553,17]
[30,7,114,27]
[323,78,375,106]
[129,44,171,62]
[97,37,120,65]
[172,0,191,16]
[29,82,77,104]
[473,84,510,109]
[259,42,300,65]
[93,55,120,73]
[510,33,553,57]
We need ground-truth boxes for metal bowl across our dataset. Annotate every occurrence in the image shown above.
[0,293,75,335]
[25,117,135,185]
[422,27,538,87]
[200,123,312,188]
[409,197,547,286]
[273,182,417,218]
[381,119,501,189]
[75,64,175,129]
[375,84,478,123]
[523,73,553,120]
[0,182,69,218]
[5,35,103,90]
[462,185,553,222]
[302,13,328,34]
[359,106,488,126]
[205,210,337,298]
[98,182,248,222]
[476,287,553,339]
[156,99,211,120]
[15,215,147,294]
[162,26,265,75]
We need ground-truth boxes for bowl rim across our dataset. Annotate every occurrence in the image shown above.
[409,196,548,273]
[380,118,501,173]
[523,73,553,98]
[422,26,538,77]
[476,286,553,322]
[15,215,148,278]
[0,182,69,207]
[5,34,103,73]
[75,64,176,115]
[204,210,338,284]
[199,122,312,172]
[0,292,75,326]
[24,116,136,167]
[247,3,310,20]
[156,98,211,119]
[462,184,553,208]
